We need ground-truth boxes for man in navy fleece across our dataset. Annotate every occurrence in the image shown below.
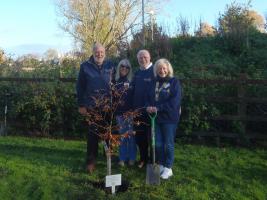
[130,49,154,168]
[76,43,115,173]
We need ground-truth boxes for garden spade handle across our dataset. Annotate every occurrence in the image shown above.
[149,112,157,164]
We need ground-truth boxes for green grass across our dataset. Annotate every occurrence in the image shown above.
[0,136,266,200]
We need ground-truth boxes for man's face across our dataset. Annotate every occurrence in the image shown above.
[137,51,151,68]
[93,46,105,65]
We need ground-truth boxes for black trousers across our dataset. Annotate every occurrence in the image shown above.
[134,114,150,163]
[86,111,111,165]
[86,125,100,165]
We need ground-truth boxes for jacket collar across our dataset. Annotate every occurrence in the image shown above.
[140,62,152,70]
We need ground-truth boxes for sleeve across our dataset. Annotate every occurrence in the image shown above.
[76,64,86,106]
[156,79,182,113]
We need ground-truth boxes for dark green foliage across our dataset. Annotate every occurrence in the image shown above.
[0,81,86,138]
[0,59,87,138]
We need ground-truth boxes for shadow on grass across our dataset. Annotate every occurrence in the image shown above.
[0,143,85,172]
[0,141,139,194]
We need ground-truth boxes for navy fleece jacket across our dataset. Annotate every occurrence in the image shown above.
[145,76,182,123]
[129,66,154,111]
[76,56,114,107]
[114,76,131,115]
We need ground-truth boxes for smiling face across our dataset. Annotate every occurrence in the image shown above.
[157,63,169,78]
[137,50,151,68]
[119,65,129,77]
[93,45,105,65]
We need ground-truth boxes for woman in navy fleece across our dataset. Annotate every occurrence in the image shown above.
[146,58,182,180]
[114,59,137,167]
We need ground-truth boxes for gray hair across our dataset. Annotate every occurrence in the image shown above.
[153,58,174,78]
[137,49,150,59]
[115,59,132,81]
[92,42,105,52]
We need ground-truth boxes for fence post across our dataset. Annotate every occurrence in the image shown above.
[237,73,248,144]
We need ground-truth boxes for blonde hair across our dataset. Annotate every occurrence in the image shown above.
[153,58,174,78]
[115,59,132,81]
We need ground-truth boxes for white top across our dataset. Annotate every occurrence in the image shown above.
[140,62,153,70]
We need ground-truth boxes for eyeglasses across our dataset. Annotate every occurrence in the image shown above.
[120,65,130,69]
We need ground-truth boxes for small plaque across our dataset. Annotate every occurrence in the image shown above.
[105,174,122,194]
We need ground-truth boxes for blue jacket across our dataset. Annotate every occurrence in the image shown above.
[129,66,155,111]
[114,76,131,115]
[76,56,114,107]
[145,76,182,123]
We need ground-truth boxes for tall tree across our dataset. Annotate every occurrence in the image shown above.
[195,22,216,37]
[55,0,141,56]
[247,10,266,33]
[130,22,171,59]
[0,48,5,64]
[217,1,260,54]
[176,15,190,37]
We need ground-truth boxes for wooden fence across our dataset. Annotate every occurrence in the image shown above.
[0,74,267,142]
[181,74,267,143]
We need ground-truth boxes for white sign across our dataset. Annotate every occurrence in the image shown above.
[105,174,122,194]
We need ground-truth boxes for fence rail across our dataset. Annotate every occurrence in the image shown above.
[0,74,266,142]
[181,74,267,143]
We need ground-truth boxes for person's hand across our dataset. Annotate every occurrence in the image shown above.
[146,106,157,113]
[151,107,157,113]
[78,107,87,115]
[146,106,152,113]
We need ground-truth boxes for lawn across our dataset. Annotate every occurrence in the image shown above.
[0,136,266,200]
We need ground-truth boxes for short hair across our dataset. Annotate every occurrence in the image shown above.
[115,59,132,81]
[153,58,174,78]
[92,42,105,52]
[137,49,150,59]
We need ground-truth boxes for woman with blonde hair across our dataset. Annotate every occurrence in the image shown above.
[145,58,182,179]
[115,59,136,166]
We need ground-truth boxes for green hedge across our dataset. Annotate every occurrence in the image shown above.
[1,33,267,138]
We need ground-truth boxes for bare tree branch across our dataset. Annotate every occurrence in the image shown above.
[55,0,141,56]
